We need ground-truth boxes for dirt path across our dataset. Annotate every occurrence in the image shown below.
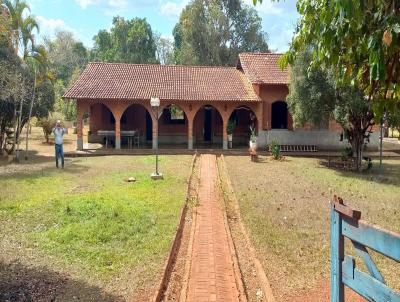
[181,154,240,302]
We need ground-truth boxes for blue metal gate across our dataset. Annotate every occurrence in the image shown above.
[330,195,400,302]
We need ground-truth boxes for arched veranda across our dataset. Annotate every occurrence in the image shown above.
[193,105,224,149]
[227,106,258,148]
[158,104,188,149]
[87,102,116,148]
[120,103,153,149]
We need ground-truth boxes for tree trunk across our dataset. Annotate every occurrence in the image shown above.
[24,69,36,160]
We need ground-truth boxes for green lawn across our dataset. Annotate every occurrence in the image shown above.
[225,156,400,300]
[0,155,192,301]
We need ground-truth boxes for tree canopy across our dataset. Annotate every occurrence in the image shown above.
[173,0,268,66]
[0,0,55,155]
[91,16,158,64]
[281,0,400,110]
[287,50,374,170]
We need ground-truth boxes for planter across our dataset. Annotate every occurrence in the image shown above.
[228,134,233,149]
[249,139,257,150]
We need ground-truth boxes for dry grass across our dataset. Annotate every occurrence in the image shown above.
[225,155,400,301]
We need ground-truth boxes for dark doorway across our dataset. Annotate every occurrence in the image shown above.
[146,111,152,140]
[271,101,288,129]
[204,108,212,141]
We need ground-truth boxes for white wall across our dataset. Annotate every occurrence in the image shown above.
[256,129,379,151]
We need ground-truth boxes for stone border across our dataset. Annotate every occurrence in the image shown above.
[179,156,199,302]
[216,156,247,302]
[152,153,197,302]
[218,154,277,302]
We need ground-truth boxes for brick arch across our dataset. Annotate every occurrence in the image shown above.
[160,102,190,120]
[226,104,260,131]
[192,104,226,148]
[118,101,155,123]
[192,103,225,121]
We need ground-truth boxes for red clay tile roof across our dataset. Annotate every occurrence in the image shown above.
[63,62,260,102]
[237,53,289,85]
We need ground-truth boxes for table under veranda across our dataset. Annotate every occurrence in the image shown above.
[97,130,140,149]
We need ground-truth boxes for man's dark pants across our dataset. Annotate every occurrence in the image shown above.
[55,144,64,168]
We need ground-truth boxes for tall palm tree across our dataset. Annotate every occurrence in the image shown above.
[3,0,38,57]
[3,0,40,160]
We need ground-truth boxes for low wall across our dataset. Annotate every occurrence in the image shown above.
[256,130,379,151]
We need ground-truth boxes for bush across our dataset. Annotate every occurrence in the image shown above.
[269,139,280,159]
[341,146,353,160]
[38,113,64,143]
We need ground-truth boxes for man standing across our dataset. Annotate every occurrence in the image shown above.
[53,120,67,168]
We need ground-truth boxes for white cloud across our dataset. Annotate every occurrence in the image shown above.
[36,16,74,34]
[35,15,94,46]
[159,0,188,18]
[75,0,100,9]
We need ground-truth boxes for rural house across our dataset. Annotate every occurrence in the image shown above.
[63,53,379,150]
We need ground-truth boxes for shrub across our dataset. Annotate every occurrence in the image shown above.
[38,113,64,143]
[269,139,280,159]
[341,146,353,160]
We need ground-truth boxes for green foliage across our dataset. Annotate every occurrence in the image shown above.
[154,33,174,65]
[283,0,400,104]
[388,109,400,139]
[227,118,236,135]
[45,31,88,83]
[91,16,158,64]
[173,0,268,66]
[341,146,353,161]
[45,31,87,121]
[0,0,55,154]
[269,139,280,159]
[286,50,334,128]
[287,50,374,170]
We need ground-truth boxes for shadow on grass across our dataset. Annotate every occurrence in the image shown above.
[0,150,54,166]
[0,157,92,181]
[0,261,122,302]
[318,159,400,186]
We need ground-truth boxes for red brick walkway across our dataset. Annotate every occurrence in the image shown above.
[184,154,240,302]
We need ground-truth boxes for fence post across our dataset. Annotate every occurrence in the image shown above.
[330,203,344,302]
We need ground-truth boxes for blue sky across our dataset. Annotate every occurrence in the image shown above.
[29,0,298,53]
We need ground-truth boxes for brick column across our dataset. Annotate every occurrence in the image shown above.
[76,100,86,150]
[222,118,228,150]
[188,115,193,149]
[76,117,83,150]
[152,117,158,149]
[115,118,121,149]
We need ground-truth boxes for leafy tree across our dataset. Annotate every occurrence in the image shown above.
[388,110,400,139]
[45,31,88,82]
[154,33,174,65]
[2,0,38,57]
[287,51,374,170]
[173,0,268,66]
[45,31,88,121]
[281,0,400,109]
[91,16,158,64]
[0,0,55,156]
